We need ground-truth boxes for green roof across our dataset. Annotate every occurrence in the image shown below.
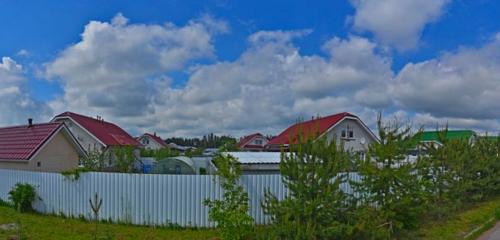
[416,130,476,143]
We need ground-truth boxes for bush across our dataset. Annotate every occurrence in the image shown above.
[8,183,38,212]
[204,152,253,240]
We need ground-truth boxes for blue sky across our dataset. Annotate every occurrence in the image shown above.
[1,0,500,137]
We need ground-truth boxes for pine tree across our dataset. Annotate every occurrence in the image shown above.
[263,134,353,239]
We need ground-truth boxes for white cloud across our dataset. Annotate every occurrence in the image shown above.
[144,32,391,137]
[392,34,500,123]
[45,13,227,118]
[349,0,450,50]
[0,57,51,126]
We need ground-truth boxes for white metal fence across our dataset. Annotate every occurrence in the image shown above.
[0,169,360,227]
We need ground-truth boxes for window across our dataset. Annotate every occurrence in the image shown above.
[142,138,149,145]
[341,124,355,139]
[175,165,181,174]
[37,162,41,167]
[255,139,263,145]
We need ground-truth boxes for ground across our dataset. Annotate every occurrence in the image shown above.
[0,206,217,240]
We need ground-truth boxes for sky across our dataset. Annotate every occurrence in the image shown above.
[1,0,500,138]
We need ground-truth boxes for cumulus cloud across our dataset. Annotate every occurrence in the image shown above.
[349,0,450,50]
[392,34,500,124]
[0,57,51,125]
[45,13,227,118]
[146,32,392,137]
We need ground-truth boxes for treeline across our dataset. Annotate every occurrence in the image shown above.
[207,114,500,239]
[165,133,237,148]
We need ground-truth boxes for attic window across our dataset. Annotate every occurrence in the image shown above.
[341,124,355,139]
[37,162,41,167]
[255,139,263,145]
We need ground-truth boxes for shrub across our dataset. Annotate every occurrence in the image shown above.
[8,183,38,212]
[204,152,253,240]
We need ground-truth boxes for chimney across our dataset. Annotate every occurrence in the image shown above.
[28,118,33,128]
[154,132,156,137]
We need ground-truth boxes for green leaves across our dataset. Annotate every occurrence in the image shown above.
[204,153,253,240]
[8,183,37,213]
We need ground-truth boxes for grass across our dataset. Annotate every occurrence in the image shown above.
[0,206,218,240]
[407,197,500,240]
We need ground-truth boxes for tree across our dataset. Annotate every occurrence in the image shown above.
[80,149,110,171]
[263,134,353,239]
[351,114,426,239]
[114,146,136,173]
[203,152,253,240]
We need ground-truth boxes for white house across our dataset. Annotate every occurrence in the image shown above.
[237,133,268,151]
[137,133,168,150]
[266,112,378,157]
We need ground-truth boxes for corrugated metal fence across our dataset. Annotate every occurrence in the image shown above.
[0,169,360,227]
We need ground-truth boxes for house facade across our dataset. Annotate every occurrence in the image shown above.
[237,133,268,151]
[266,112,378,155]
[137,133,167,150]
[0,121,86,172]
[51,112,140,169]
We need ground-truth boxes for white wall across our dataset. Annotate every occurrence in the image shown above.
[56,118,105,152]
[138,135,164,150]
[326,118,377,153]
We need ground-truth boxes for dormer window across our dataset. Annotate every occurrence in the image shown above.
[341,124,355,139]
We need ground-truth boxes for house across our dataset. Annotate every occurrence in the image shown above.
[222,152,284,174]
[0,119,86,172]
[51,111,140,153]
[137,133,167,150]
[237,133,268,151]
[51,112,140,170]
[266,112,378,155]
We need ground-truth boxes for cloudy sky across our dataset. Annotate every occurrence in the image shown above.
[1,0,500,137]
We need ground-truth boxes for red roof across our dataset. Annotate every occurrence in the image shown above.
[237,133,264,148]
[267,112,354,146]
[0,123,63,160]
[140,133,167,147]
[53,112,139,147]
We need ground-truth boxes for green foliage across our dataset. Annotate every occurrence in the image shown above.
[8,183,38,213]
[263,134,354,239]
[80,149,111,171]
[114,146,136,173]
[204,153,253,240]
[351,114,426,238]
[184,148,204,157]
[61,167,91,181]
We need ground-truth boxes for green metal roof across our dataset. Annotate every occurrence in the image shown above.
[416,130,476,143]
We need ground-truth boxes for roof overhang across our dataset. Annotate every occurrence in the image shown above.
[51,115,108,148]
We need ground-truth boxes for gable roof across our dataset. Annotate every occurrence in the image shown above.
[268,112,360,146]
[237,133,265,148]
[53,112,139,147]
[416,130,476,143]
[139,133,167,147]
[0,122,76,161]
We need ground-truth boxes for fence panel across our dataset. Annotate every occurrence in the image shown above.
[0,169,356,227]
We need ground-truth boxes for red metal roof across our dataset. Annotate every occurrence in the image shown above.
[267,112,354,146]
[140,133,167,147]
[237,133,264,148]
[53,112,140,147]
[0,122,63,160]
